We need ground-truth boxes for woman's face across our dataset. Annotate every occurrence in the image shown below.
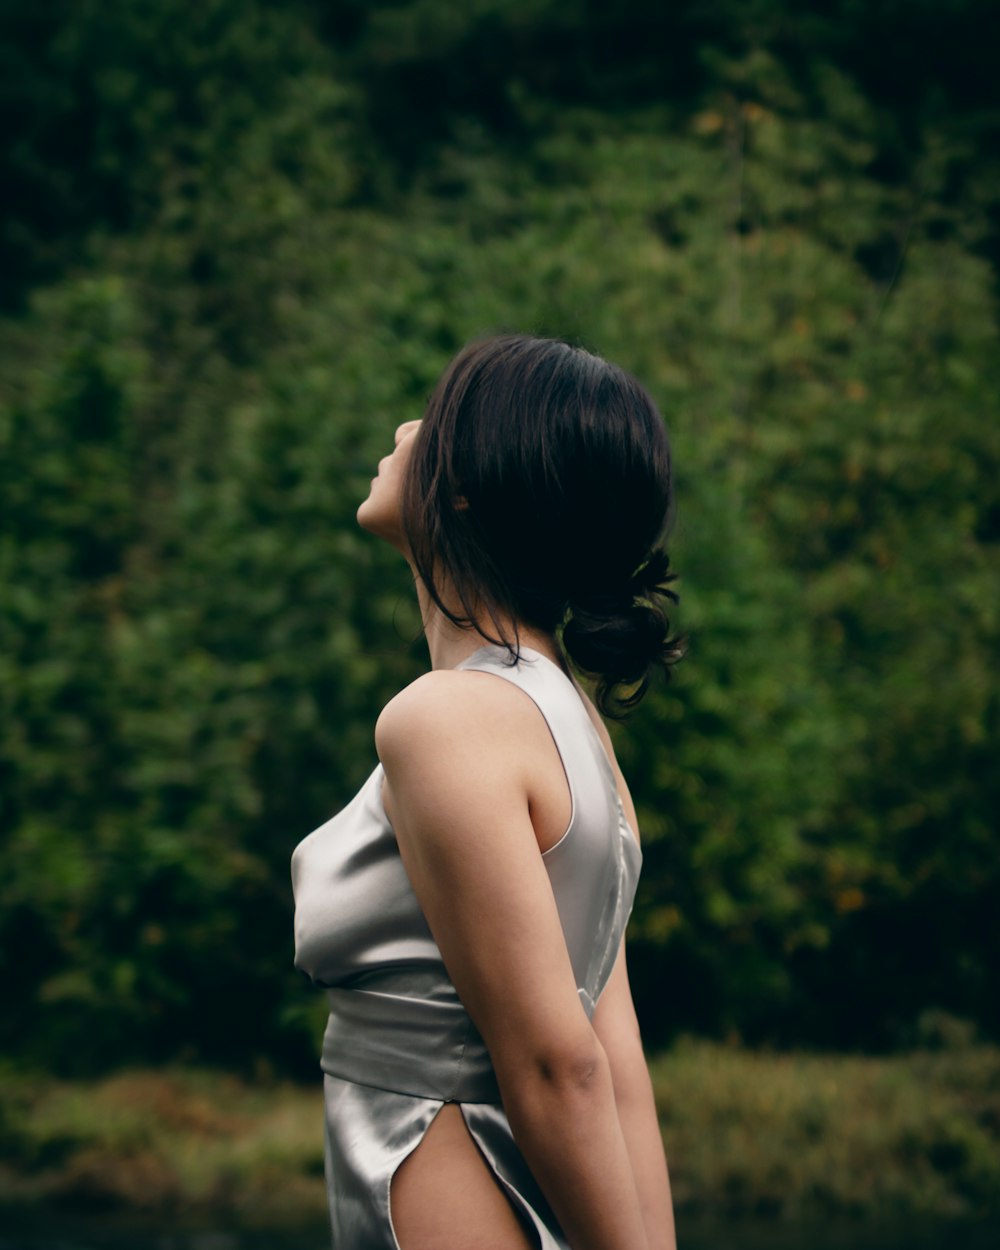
[356,419,422,551]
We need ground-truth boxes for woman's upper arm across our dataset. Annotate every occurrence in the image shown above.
[375,672,597,1084]
[592,940,647,1076]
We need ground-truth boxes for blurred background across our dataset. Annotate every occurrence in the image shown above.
[1,1,998,1246]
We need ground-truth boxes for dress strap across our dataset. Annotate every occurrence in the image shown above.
[456,645,641,1012]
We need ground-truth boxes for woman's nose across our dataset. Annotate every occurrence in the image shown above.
[395,420,422,445]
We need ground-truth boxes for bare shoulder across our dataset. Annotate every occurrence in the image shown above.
[374,666,541,768]
[375,666,556,858]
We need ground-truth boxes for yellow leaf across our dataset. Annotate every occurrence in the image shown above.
[693,110,725,135]
[835,888,865,914]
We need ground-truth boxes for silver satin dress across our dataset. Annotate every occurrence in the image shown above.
[291,645,642,1249]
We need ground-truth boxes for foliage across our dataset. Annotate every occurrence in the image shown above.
[652,1029,1000,1221]
[0,0,998,1070]
[3,1030,999,1222]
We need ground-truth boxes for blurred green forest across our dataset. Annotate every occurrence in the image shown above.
[1,0,998,1076]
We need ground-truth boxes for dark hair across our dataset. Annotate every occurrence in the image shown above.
[402,334,683,715]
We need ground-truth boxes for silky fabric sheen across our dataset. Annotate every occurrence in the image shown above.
[291,645,642,1249]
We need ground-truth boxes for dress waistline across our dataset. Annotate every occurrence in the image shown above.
[321,987,502,1104]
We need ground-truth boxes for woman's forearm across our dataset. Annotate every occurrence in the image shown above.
[501,1043,650,1250]
[592,951,677,1250]
[615,1060,677,1250]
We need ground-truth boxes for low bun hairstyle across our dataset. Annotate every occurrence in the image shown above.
[402,334,683,716]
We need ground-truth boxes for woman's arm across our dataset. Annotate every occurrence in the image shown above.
[376,670,650,1250]
[592,942,677,1250]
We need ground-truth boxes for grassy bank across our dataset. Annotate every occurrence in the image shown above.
[650,1039,1000,1221]
[1,1041,998,1225]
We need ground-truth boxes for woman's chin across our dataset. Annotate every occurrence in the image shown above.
[357,502,407,553]
[356,492,386,532]
[356,497,374,530]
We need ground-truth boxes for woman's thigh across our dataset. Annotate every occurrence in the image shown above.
[390,1102,538,1250]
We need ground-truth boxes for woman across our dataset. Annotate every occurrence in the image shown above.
[292,334,680,1250]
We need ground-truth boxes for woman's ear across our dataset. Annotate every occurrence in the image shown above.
[454,495,470,511]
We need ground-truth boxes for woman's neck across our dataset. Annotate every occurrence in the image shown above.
[414,577,563,673]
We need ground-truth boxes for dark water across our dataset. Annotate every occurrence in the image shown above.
[2,1212,998,1250]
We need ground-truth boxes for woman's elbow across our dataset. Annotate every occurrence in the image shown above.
[501,1031,610,1108]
